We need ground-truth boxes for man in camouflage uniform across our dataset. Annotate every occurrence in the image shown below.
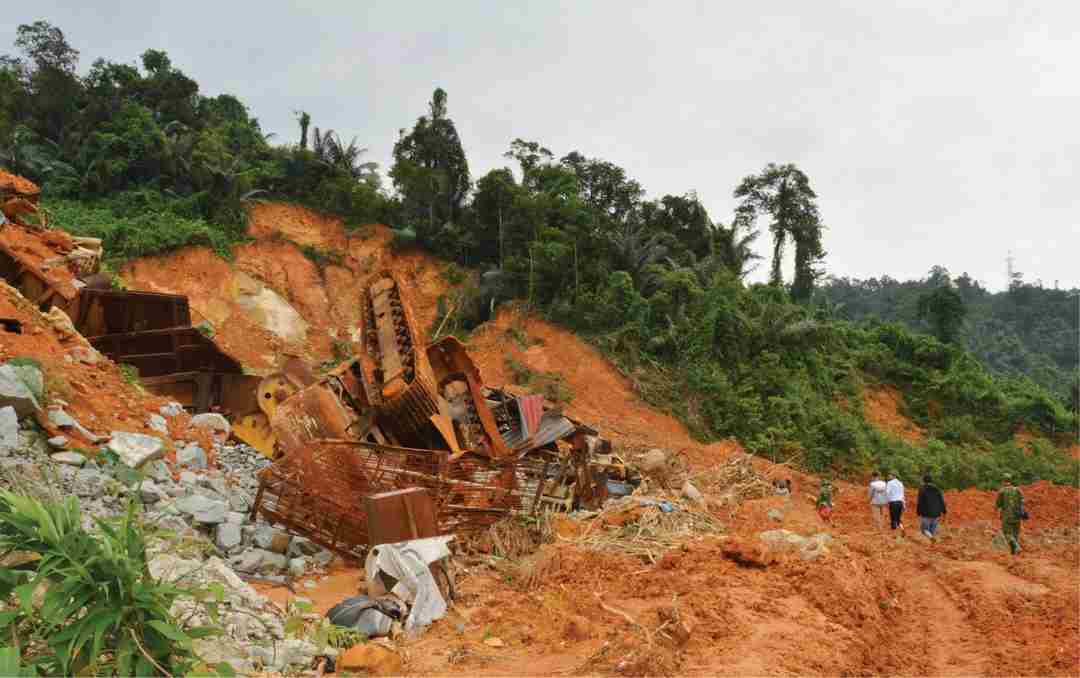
[995,473,1025,555]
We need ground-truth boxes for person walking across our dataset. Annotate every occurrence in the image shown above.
[868,471,888,529]
[916,474,947,540]
[816,480,834,524]
[885,471,905,531]
[995,474,1027,555]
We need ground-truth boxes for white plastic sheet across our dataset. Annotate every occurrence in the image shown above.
[365,535,454,632]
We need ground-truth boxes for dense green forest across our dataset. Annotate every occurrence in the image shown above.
[2,22,1076,488]
[818,269,1079,401]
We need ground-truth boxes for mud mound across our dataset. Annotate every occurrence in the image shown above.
[1,222,79,298]
[863,385,925,443]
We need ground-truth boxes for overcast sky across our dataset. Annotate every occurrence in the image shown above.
[5,1,1078,291]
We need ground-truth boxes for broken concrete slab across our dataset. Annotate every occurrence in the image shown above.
[107,431,165,468]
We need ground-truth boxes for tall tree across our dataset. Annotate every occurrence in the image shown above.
[917,286,967,344]
[296,111,311,149]
[390,88,470,242]
[1,21,82,146]
[734,163,826,302]
[473,168,519,267]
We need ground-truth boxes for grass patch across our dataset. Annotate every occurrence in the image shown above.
[44,194,246,264]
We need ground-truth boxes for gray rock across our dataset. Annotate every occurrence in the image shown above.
[66,345,101,365]
[215,523,243,551]
[228,493,250,512]
[681,480,705,506]
[179,470,199,486]
[0,366,40,417]
[50,451,86,467]
[0,406,18,454]
[6,362,44,402]
[227,510,247,525]
[147,414,169,435]
[47,435,68,449]
[287,535,321,558]
[198,473,228,496]
[277,638,319,670]
[177,444,208,470]
[190,413,230,440]
[73,468,110,498]
[107,431,165,468]
[253,524,291,554]
[767,508,784,522]
[232,548,288,574]
[640,448,668,473]
[139,480,168,504]
[288,557,307,577]
[166,484,186,497]
[175,495,228,524]
[145,459,172,484]
[159,402,185,418]
[312,549,334,567]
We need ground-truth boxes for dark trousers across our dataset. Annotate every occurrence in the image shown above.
[889,501,904,529]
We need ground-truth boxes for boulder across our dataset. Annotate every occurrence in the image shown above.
[179,470,199,486]
[5,362,44,402]
[47,435,68,449]
[175,495,228,524]
[190,413,230,441]
[215,523,244,552]
[50,451,86,467]
[49,408,106,443]
[107,431,165,468]
[227,511,247,525]
[147,414,169,435]
[176,444,208,470]
[0,366,39,417]
[0,406,18,454]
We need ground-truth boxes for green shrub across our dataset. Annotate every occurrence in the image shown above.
[0,493,230,676]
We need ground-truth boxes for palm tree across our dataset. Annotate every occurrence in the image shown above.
[608,218,671,287]
[713,220,763,280]
[312,127,378,183]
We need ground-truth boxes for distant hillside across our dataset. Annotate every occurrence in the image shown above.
[818,269,1079,400]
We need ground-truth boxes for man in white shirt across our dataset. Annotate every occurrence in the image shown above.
[885,471,906,531]
[868,470,889,529]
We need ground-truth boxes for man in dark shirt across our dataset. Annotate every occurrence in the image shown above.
[916,474,947,540]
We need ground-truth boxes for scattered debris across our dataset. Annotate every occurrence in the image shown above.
[365,535,455,633]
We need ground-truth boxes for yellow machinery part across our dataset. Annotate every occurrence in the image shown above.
[231,362,313,459]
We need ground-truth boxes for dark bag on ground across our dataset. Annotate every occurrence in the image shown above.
[326,595,407,637]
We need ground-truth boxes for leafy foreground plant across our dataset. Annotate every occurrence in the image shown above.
[0,492,232,676]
